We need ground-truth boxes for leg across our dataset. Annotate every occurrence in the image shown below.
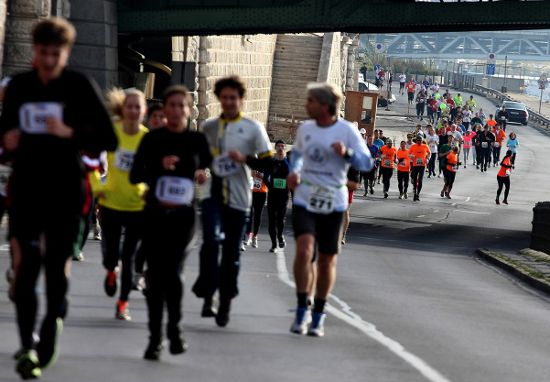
[503,177,510,202]
[100,207,122,273]
[252,192,267,236]
[276,198,288,243]
[192,198,221,299]
[267,198,277,248]
[398,171,404,195]
[119,211,143,303]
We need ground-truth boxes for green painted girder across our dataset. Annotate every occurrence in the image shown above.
[118,1,550,36]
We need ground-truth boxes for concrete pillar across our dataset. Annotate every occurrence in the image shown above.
[172,36,200,130]
[0,0,8,78]
[2,0,51,76]
[346,35,360,92]
[68,0,118,89]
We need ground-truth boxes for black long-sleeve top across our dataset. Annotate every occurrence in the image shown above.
[130,127,212,207]
[0,69,117,213]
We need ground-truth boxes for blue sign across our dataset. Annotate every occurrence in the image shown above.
[374,64,381,73]
[486,64,496,75]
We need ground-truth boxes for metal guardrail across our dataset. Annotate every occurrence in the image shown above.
[473,84,550,129]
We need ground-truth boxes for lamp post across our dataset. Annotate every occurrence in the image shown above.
[538,73,547,114]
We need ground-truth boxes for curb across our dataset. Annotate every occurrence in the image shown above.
[476,248,550,296]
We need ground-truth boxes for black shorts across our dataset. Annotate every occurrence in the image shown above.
[408,92,414,101]
[400,82,405,89]
[292,205,344,255]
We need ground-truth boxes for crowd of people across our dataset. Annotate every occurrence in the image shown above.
[0,17,377,380]
[358,78,519,204]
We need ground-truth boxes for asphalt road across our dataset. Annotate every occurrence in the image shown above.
[1,91,549,382]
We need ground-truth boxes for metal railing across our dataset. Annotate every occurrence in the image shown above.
[472,84,550,129]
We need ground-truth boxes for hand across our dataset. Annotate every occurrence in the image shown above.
[195,169,207,185]
[228,150,246,163]
[3,129,20,151]
[287,172,300,191]
[347,181,359,191]
[162,155,180,171]
[331,141,346,157]
[46,117,73,139]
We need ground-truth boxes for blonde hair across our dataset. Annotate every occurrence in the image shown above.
[105,87,146,119]
[306,82,343,116]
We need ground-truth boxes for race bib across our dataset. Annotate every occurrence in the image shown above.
[481,142,489,148]
[19,102,63,134]
[494,142,500,148]
[253,175,263,190]
[505,169,511,177]
[114,149,135,172]
[383,159,391,167]
[500,116,506,120]
[307,185,335,215]
[155,176,194,206]
[398,160,407,168]
[415,158,424,166]
[273,178,287,189]
[212,154,240,178]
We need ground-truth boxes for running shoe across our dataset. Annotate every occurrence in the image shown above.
[440,190,445,198]
[290,307,309,335]
[93,224,102,241]
[201,297,217,318]
[143,341,163,361]
[404,193,408,199]
[16,350,41,380]
[36,317,63,369]
[132,273,146,292]
[104,270,117,297]
[251,237,258,248]
[215,299,231,327]
[503,199,508,205]
[496,198,500,205]
[307,312,326,337]
[341,238,346,245]
[446,192,452,199]
[240,243,246,252]
[269,247,278,253]
[72,251,84,262]
[369,187,374,195]
[384,192,389,199]
[169,335,188,355]
[278,236,286,249]
[115,300,131,321]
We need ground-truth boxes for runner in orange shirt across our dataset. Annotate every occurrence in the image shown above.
[379,139,397,199]
[496,150,513,205]
[406,80,416,105]
[492,122,507,167]
[486,114,497,128]
[441,146,460,199]
[408,135,431,201]
[396,141,410,199]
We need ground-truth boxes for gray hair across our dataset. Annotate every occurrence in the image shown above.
[306,82,343,116]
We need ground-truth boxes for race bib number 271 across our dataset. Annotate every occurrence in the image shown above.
[307,185,335,215]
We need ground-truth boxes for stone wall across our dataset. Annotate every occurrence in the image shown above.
[69,0,118,88]
[197,34,277,128]
[2,0,51,76]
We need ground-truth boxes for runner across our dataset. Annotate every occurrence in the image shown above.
[426,125,439,177]
[192,76,273,328]
[486,114,497,128]
[416,89,426,121]
[466,95,477,111]
[288,83,373,337]
[396,141,411,199]
[379,139,397,199]
[492,123,507,167]
[441,146,460,199]
[93,88,148,321]
[453,93,463,108]
[341,168,360,245]
[399,73,406,95]
[496,106,510,132]
[130,85,212,360]
[243,170,268,249]
[462,128,476,168]
[362,135,379,196]
[406,79,416,105]
[478,125,495,172]
[462,107,472,131]
[0,18,117,379]
[408,135,431,201]
[146,102,167,130]
[496,150,513,205]
[506,132,519,168]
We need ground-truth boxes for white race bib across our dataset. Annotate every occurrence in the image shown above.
[252,175,263,190]
[155,176,194,206]
[212,154,240,178]
[415,158,424,166]
[114,149,135,172]
[505,169,511,177]
[383,159,391,167]
[500,116,506,120]
[481,142,489,148]
[19,102,63,134]
[307,185,335,215]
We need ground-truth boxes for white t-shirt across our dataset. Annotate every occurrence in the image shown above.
[462,110,472,122]
[453,131,463,144]
[426,134,439,154]
[293,119,370,213]
[399,74,406,83]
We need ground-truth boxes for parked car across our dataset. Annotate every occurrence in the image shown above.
[497,101,529,125]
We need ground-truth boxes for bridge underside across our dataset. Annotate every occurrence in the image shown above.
[365,32,550,62]
[118,1,550,36]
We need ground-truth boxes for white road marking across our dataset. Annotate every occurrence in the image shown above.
[0,244,9,251]
[276,253,452,382]
[417,215,426,218]
[452,210,490,215]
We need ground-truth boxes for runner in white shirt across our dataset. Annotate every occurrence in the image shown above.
[287,83,373,337]
[425,125,439,178]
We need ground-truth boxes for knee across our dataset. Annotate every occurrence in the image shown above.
[317,255,337,272]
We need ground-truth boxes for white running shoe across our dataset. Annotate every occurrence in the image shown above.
[290,307,309,335]
[251,237,258,248]
[307,312,326,337]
